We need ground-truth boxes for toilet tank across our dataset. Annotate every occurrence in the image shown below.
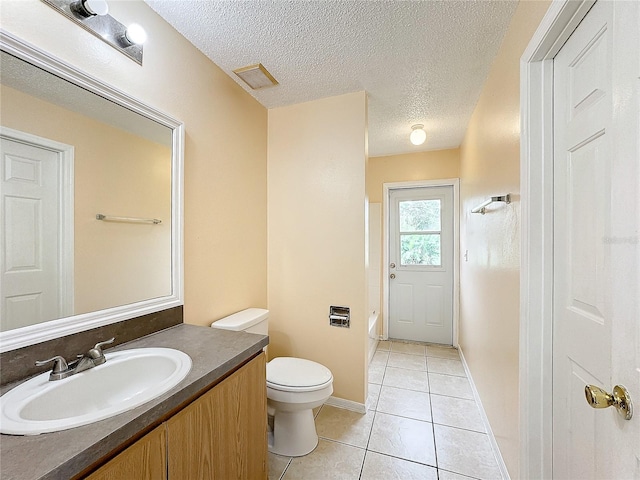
[211,308,269,335]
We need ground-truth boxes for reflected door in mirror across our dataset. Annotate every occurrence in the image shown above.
[1,134,73,329]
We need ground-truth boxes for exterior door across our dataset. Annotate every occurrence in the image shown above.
[552,1,639,478]
[0,135,67,329]
[388,186,453,344]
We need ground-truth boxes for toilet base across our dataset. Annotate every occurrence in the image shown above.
[269,408,318,457]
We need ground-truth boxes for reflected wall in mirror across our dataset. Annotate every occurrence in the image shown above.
[0,31,184,351]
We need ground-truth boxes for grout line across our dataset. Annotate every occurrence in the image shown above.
[316,436,367,451]
[427,363,440,475]
[429,392,474,401]
[277,457,292,480]
[364,449,439,470]
[428,371,468,380]
[374,409,433,424]
[431,421,487,435]
[438,467,483,480]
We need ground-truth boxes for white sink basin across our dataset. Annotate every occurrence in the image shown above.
[0,347,192,435]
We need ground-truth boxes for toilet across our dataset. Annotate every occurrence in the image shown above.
[211,308,333,457]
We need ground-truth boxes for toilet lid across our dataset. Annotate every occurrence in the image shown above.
[267,357,333,389]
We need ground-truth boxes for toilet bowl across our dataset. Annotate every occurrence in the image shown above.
[266,357,333,456]
[211,308,333,457]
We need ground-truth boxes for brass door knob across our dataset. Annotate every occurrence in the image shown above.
[584,384,633,420]
[390,274,396,279]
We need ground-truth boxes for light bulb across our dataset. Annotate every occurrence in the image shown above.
[84,0,108,16]
[124,23,147,45]
[410,125,427,146]
[70,0,108,18]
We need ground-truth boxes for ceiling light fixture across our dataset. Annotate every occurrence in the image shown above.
[410,124,427,146]
[233,63,279,90]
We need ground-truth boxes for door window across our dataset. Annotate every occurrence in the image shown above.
[398,199,441,266]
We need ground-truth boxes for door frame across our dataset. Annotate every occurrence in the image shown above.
[0,126,75,318]
[382,178,460,345]
[519,1,595,478]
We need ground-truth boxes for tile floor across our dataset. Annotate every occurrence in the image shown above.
[268,340,503,480]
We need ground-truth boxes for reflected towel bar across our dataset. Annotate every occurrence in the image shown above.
[96,214,162,225]
[471,194,511,215]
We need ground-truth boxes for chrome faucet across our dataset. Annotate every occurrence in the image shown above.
[35,337,115,381]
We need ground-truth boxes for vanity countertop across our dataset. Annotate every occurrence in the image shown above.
[0,324,268,480]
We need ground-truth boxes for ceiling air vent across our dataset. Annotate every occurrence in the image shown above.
[233,63,279,90]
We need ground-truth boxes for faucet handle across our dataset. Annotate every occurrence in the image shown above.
[86,337,115,365]
[93,337,115,353]
[35,356,69,373]
[35,356,71,380]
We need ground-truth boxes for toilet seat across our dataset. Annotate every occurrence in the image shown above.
[267,357,333,393]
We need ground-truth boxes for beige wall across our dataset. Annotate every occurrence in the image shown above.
[366,149,460,203]
[0,0,268,326]
[268,92,368,404]
[1,84,171,316]
[458,1,550,477]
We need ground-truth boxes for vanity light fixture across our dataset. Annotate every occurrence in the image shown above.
[410,124,427,146]
[41,0,145,64]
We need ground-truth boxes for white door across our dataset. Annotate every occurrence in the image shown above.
[552,1,639,478]
[388,186,453,344]
[0,136,64,329]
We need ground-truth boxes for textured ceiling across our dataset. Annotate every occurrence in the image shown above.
[145,0,518,157]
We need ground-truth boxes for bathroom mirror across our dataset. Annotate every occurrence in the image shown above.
[0,31,184,353]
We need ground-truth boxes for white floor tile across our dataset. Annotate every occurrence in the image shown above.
[382,366,429,392]
[428,373,474,400]
[426,345,460,360]
[315,405,375,449]
[368,412,436,467]
[282,439,365,480]
[390,342,427,356]
[427,357,466,377]
[388,352,427,371]
[368,362,385,384]
[371,350,389,366]
[268,452,291,480]
[430,394,485,432]
[367,383,381,411]
[376,385,432,422]
[434,424,501,480]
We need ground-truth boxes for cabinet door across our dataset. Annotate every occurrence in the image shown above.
[85,425,166,480]
[167,353,267,479]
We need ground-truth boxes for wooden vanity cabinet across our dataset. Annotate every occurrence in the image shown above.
[85,426,166,480]
[85,353,267,480]
[167,352,267,479]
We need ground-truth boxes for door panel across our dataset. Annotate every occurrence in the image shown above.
[1,137,61,329]
[553,1,639,478]
[389,186,453,344]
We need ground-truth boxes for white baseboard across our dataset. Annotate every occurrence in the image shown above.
[368,337,379,364]
[324,396,366,414]
[458,347,511,480]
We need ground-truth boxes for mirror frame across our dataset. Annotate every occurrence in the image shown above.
[0,30,184,353]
